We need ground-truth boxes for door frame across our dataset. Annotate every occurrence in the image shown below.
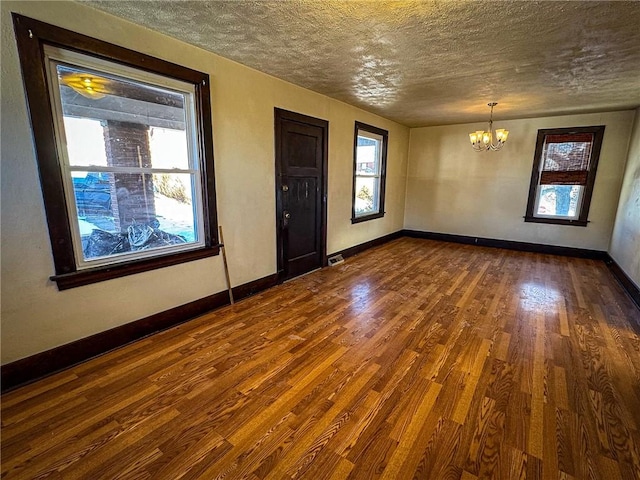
[274,108,328,282]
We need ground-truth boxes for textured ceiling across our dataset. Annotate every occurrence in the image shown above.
[83,0,640,127]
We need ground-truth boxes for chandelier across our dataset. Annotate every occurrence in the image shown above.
[469,102,509,151]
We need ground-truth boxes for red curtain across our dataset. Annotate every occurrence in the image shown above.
[539,133,593,185]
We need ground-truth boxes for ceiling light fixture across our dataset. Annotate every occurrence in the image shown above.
[61,73,109,100]
[469,102,509,151]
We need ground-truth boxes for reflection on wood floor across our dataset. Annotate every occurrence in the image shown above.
[3,238,640,479]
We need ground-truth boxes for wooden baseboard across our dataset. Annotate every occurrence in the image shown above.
[1,273,279,393]
[402,229,608,260]
[605,255,640,310]
[3,230,404,393]
[3,228,632,393]
[233,273,279,299]
[329,230,403,261]
[403,229,639,313]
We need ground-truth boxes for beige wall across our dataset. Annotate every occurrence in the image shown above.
[2,1,636,367]
[0,1,409,364]
[610,108,640,287]
[405,111,635,250]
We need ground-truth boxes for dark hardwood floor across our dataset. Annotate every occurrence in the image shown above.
[2,238,640,479]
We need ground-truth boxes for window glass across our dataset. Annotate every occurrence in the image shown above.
[355,136,381,175]
[525,127,605,226]
[355,176,380,216]
[535,185,582,218]
[13,14,218,288]
[46,48,205,269]
[353,124,388,222]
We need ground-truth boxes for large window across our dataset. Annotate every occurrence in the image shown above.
[524,126,605,226]
[13,15,218,289]
[352,122,388,223]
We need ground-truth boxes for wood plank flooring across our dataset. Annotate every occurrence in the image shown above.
[3,238,640,479]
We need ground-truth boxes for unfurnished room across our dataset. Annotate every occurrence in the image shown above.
[1,1,640,479]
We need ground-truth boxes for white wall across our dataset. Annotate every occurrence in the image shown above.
[0,1,409,364]
[405,111,635,250]
[610,108,640,288]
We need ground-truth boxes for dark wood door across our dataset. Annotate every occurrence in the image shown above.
[275,108,328,281]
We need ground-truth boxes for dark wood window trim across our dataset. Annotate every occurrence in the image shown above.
[524,125,605,227]
[351,121,388,224]
[12,14,219,290]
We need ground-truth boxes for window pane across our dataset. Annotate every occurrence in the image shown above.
[56,64,190,170]
[152,173,198,242]
[354,176,380,216]
[49,56,206,268]
[542,134,593,172]
[63,117,108,167]
[536,185,582,218]
[356,136,380,175]
[72,171,198,261]
[149,127,189,170]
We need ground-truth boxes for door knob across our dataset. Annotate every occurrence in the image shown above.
[282,185,289,192]
[284,211,291,219]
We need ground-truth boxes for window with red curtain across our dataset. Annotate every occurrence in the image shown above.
[525,126,605,226]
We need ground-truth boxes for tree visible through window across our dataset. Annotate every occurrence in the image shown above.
[352,122,388,223]
[524,126,605,226]
[13,14,218,289]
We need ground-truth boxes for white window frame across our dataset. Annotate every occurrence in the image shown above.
[44,46,206,269]
[352,122,388,223]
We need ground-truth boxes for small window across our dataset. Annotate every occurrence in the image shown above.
[352,122,388,223]
[524,126,605,226]
[13,15,219,289]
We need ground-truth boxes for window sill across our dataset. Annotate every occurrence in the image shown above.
[351,212,385,224]
[524,216,588,227]
[50,245,220,290]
